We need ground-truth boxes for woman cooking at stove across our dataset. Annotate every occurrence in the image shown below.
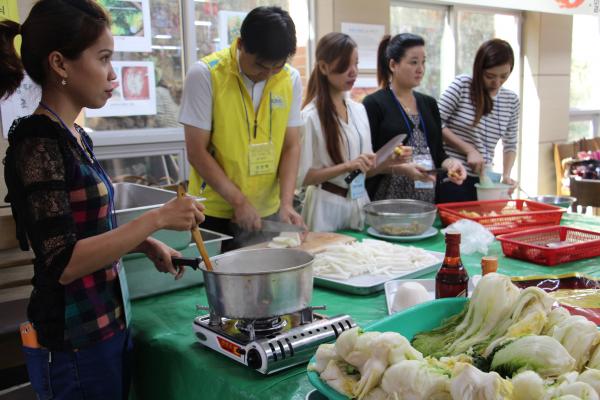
[436,38,520,203]
[297,32,406,232]
[0,1,204,398]
[362,33,466,203]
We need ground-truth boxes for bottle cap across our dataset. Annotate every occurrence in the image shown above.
[445,231,461,243]
[481,256,498,275]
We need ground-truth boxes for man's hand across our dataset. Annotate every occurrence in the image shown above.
[232,198,261,231]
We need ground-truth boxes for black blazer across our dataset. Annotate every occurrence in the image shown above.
[362,87,449,198]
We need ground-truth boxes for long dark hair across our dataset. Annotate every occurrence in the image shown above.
[0,0,110,99]
[470,38,515,126]
[303,32,357,165]
[376,33,425,88]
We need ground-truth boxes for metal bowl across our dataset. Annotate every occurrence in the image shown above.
[529,195,576,208]
[363,199,437,236]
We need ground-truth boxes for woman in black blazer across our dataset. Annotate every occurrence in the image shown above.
[363,33,465,202]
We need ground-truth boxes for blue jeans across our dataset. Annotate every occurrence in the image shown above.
[23,328,132,400]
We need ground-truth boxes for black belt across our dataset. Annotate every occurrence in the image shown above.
[321,181,348,197]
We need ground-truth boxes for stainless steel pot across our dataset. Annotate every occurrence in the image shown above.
[172,248,314,319]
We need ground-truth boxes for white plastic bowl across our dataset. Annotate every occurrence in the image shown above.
[475,183,512,200]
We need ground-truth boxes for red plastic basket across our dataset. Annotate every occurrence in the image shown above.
[437,199,565,236]
[497,226,600,266]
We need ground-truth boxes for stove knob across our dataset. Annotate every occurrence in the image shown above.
[246,348,262,370]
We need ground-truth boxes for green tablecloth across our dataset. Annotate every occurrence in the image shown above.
[130,213,600,400]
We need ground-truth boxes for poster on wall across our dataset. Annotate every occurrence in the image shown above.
[218,10,247,50]
[0,75,41,138]
[341,23,385,71]
[85,61,156,118]
[99,0,152,52]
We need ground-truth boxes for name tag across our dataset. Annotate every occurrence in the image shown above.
[414,154,434,190]
[248,142,276,176]
[348,173,366,200]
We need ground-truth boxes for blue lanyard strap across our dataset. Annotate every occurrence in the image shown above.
[38,102,117,229]
[388,87,431,151]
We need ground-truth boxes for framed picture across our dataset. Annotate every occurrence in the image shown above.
[217,10,247,50]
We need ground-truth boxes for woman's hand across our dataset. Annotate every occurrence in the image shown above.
[374,146,412,175]
[466,150,485,174]
[442,158,467,185]
[345,153,376,174]
[140,237,185,280]
[395,163,436,183]
[502,175,518,196]
[155,196,205,231]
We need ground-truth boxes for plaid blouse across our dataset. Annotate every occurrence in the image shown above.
[6,115,125,350]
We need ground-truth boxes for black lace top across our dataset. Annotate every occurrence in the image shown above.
[4,115,125,350]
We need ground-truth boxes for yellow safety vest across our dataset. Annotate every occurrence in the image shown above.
[188,39,294,219]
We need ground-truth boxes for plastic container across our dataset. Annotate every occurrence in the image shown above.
[307,298,467,400]
[475,183,512,200]
[437,199,565,236]
[497,226,600,266]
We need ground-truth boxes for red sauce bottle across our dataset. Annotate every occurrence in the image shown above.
[435,232,469,299]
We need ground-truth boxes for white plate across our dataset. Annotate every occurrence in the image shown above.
[384,276,481,315]
[313,250,444,295]
[366,226,439,242]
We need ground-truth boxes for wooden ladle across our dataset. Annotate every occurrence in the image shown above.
[177,183,213,271]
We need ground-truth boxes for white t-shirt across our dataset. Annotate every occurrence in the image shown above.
[178,60,303,131]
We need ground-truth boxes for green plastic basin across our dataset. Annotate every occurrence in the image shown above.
[306,297,468,399]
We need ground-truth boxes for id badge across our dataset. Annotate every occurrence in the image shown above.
[115,260,132,327]
[414,155,434,189]
[348,173,366,200]
[248,142,276,176]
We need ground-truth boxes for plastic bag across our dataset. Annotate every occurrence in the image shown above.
[441,219,494,255]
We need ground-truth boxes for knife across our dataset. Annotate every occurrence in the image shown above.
[344,134,408,184]
[260,219,305,233]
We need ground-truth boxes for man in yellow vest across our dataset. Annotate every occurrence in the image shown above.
[179,6,305,251]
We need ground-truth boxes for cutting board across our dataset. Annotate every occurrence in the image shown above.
[244,232,356,254]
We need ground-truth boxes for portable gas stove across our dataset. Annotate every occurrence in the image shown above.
[193,306,356,374]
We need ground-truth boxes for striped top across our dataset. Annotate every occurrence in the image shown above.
[6,115,125,350]
[438,75,520,176]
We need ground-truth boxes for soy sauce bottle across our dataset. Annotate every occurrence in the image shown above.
[435,232,469,298]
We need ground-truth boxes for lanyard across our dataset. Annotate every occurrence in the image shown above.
[237,79,272,143]
[38,102,117,229]
[389,87,430,150]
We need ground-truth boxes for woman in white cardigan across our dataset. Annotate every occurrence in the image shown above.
[298,32,403,231]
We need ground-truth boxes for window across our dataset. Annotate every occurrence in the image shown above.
[569,15,600,140]
[390,2,522,177]
[192,0,310,86]
[455,9,520,95]
[390,3,446,97]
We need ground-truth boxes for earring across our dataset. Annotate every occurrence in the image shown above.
[61,78,67,86]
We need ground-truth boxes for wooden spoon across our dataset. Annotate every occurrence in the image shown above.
[177,183,213,271]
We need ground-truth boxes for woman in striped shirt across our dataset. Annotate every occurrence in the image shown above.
[437,39,520,203]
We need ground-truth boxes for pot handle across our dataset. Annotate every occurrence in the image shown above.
[171,256,201,270]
